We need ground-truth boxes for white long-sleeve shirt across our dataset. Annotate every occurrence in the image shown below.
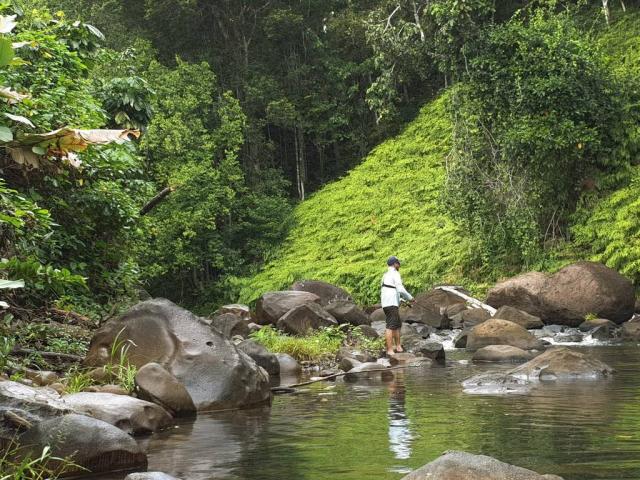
[380,267,413,307]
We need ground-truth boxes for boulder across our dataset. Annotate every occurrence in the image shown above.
[135,363,196,417]
[215,304,253,322]
[416,341,445,363]
[62,392,172,435]
[579,318,617,332]
[486,272,549,318]
[462,373,532,395]
[371,320,386,336]
[276,302,337,335]
[209,312,249,339]
[621,316,640,341]
[338,356,361,372]
[591,325,615,341]
[472,345,533,363]
[401,288,465,329]
[510,347,614,380]
[370,308,387,324]
[84,299,271,411]
[401,451,564,480]
[256,291,320,325]
[237,340,280,376]
[19,414,147,475]
[466,319,545,352]
[275,354,301,375]
[553,332,583,343]
[460,308,491,328]
[636,299,640,313]
[125,473,180,480]
[325,300,369,326]
[338,347,376,364]
[453,330,469,348]
[93,384,129,395]
[290,280,353,306]
[344,363,394,382]
[539,262,635,326]
[493,305,544,329]
[353,324,379,339]
[445,303,467,319]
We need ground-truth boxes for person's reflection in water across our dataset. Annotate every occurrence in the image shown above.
[387,372,414,462]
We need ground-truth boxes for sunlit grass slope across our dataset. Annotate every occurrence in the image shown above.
[239,96,478,304]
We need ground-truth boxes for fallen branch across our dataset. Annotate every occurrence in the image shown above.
[50,307,91,324]
[272,362,427,392]
[11,348,83,362]
[435,285,496,315]
[140,186,174,216]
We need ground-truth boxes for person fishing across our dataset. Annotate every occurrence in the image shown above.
[381,256,415,356]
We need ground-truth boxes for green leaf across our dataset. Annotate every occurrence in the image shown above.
[0,279,24,289]
[31,145,46,155]
[0,125,13,142]
[0,38,14,67]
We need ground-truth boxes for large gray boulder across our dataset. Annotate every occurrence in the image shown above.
[466,319,545,352]
[510,347,614,380]
[85,299,271,411]
[237,339,280,376]
[400,289,465,329]
[19,414,147,475]
[276,302,337,335]
[487,272,549,318]
[256,291,321,325]
[539,262,635,326]
[325,300,370,326]
[209,312,249,339]
[275,353,301,375]
[493,305,544,329]
[472,345,533,363]
[401,451,564,479]
[134,363,196,417]
[62,392,172,435]
[290,280,353,305]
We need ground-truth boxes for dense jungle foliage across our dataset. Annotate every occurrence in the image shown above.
[0,0,638,315]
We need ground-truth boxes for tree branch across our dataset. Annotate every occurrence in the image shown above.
[140,186,174,216]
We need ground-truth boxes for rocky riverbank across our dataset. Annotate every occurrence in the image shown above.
[1,260,638,478]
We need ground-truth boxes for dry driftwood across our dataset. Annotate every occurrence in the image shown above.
[435,285,496,315]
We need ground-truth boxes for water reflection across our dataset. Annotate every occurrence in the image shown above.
[387,373,413,461]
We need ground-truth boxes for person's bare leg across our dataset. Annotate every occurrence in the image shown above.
[385,329,395,356]
[393,329,403,352]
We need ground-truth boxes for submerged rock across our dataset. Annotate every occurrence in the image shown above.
[134,363,196,417]
[462,373,532,395]
[466,319,544,352]
[62,392,172,435]
[472,345,533,363]
[85,299,271,411]
[256,291,321,325]
[401,451,564,479]
[510,347,614,381]
[125,473,181,480]
[276,353,302,375]
[20,414,147,475]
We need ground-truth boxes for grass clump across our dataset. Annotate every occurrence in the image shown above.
[250,325,384,362]
[0,440,81,480]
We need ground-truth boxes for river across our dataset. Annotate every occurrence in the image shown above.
[94,344,640,480]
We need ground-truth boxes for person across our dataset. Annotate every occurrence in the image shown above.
[380,256,415,356]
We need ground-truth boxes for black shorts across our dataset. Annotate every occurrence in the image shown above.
[383,306,401,330]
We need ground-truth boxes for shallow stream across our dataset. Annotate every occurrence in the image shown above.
[100,344,640,480]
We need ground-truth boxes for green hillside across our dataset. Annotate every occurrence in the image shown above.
[239,10,640,306]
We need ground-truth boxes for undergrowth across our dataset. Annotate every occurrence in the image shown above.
[0,441,80,480]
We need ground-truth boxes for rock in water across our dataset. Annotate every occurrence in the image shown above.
[134,363,196,417]
[472,345,533,363]
[466,319,544,351]
[325,300,370,326]
[290,280,353,305]
[62,392,172,435]
[401,451,564,479]
[256,291,321,325]
[462,372,532,395]
[493,305,544,329]
[85,299,271,411]
[579,318,617,332]
[125,473,181,480]
[621,316,640,341]
[539,262,635,326]
[237,340,280,376]
[275,354,301,375]
[510,347,614,380]
[460,308,491,328]
[276,302,337,335]
[486,272,549,318]
[19,414,147,475]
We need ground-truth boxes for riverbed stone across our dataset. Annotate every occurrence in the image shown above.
[84,298,271,411]
[325,300,369,326]
[539,262,635,326]
[210,312,249,339]
[94,384,130,395]
[460,308,491,328]
[553,332,583,343]
[290,280,353,305]
[579,318,617,332]
[237,340,280,376]
[401,451,564,479]
[453,330,468,348]
[276,302,338,335]
[472,345,533,363]
[510,347,614,380]
[466,319,544,352]
[493,305,544,329]
[486,271,549,318]
[256,291,321,325]
[621,316,640,341]
[62,392,172,435]
[344,362,394,382]
[125,473,181,480]
[276,353,302,375]
[135,363,196,417]
[19,413,147,475]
